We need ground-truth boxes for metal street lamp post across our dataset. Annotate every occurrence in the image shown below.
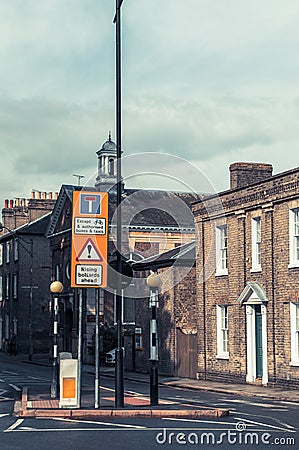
[50,281,63,399]
[114,0,125,408]
[146,272,161,406]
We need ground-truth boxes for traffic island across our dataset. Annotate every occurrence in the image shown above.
[18,387,229,419]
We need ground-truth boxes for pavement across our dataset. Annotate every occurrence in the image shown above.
[3,352,299,419]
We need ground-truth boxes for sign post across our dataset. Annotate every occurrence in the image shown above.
[71,191,108,408]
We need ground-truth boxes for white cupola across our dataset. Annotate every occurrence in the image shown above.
[95,132,117,192]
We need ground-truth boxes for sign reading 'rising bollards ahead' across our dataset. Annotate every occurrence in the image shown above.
[71,191,108,288]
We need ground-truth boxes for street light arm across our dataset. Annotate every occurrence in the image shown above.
[113,0,124,23]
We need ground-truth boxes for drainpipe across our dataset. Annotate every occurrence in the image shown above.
[201,220,207,380]
[242,214,247,380]
[270,208,276,384]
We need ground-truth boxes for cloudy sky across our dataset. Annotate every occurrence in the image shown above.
[1,0,299,210]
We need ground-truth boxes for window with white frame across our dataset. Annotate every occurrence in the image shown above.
[289,208,299,267]
[251,217,261,271]
[5,274,9,299]
[216,225,228,275]
[290,302,299,365]
[14,239,19,261]
[13,273,17,299]
[216,305,229,359]
[6,242,10,264]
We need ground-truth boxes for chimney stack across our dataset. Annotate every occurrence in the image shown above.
[229,162,273,189]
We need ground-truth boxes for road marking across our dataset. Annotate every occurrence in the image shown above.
[0,379,5,383]
[52,417,147,429]
[3,371,18,376]
[162,418,240,426]
[273,419,296,430]
[4,419,24,433]
[0,414,10,418]
[100,386,115,392]
[279,400,299,406]
[9,383,21,391]
[223,399,287,409]
[234,416,296,432]
[231,410,295,428]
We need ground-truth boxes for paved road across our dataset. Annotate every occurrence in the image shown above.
[0,355,298,449]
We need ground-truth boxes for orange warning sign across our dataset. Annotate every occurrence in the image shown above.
[71,191,108,288]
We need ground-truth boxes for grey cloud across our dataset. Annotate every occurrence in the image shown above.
[0,96,113,176]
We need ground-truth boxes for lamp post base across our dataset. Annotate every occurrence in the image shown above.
[150,362,159,406]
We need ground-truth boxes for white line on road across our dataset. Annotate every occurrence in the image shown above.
[8,383,21,391]
[0,414,10,418]
[234,416,296,432]
[273,419,296,430]
[51,417,147,429]
[27,376,50,381]
[162,418,245,426]
[3,371,18,376]
[222,399,286,409]
[4,419,24,433]
[279,400,299,406]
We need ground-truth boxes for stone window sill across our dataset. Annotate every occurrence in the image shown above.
[215,270,228,277]
[289,361,299,367]
[216,354,229,360]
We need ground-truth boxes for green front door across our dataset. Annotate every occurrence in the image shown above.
[255,305,263,377]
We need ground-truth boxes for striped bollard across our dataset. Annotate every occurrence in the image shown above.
[50,281,63,399]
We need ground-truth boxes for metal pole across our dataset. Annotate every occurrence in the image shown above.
[115,0,124,408]
[50,296,59,398]
[28,239,33,361]
[149,288,159,406]
[77,288,83,408]
[95,289,100,408]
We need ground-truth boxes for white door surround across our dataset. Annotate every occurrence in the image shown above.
[237,282,269,385]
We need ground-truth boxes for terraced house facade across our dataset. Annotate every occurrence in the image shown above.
[193,162,299,388]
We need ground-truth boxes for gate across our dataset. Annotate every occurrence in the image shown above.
[176,328,197,379]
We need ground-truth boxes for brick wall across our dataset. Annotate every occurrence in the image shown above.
[194,165,299,387]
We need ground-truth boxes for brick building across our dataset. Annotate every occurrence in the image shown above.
[0,192,57,355]
[132,241,197,377]
[193,162,299,388]
[46,135,198,365]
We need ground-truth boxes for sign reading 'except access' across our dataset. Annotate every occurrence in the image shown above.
[71,191,108,288]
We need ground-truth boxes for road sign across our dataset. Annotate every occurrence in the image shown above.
[74,217,106,235]
[76,238,103,263]
[71,191,108,288]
